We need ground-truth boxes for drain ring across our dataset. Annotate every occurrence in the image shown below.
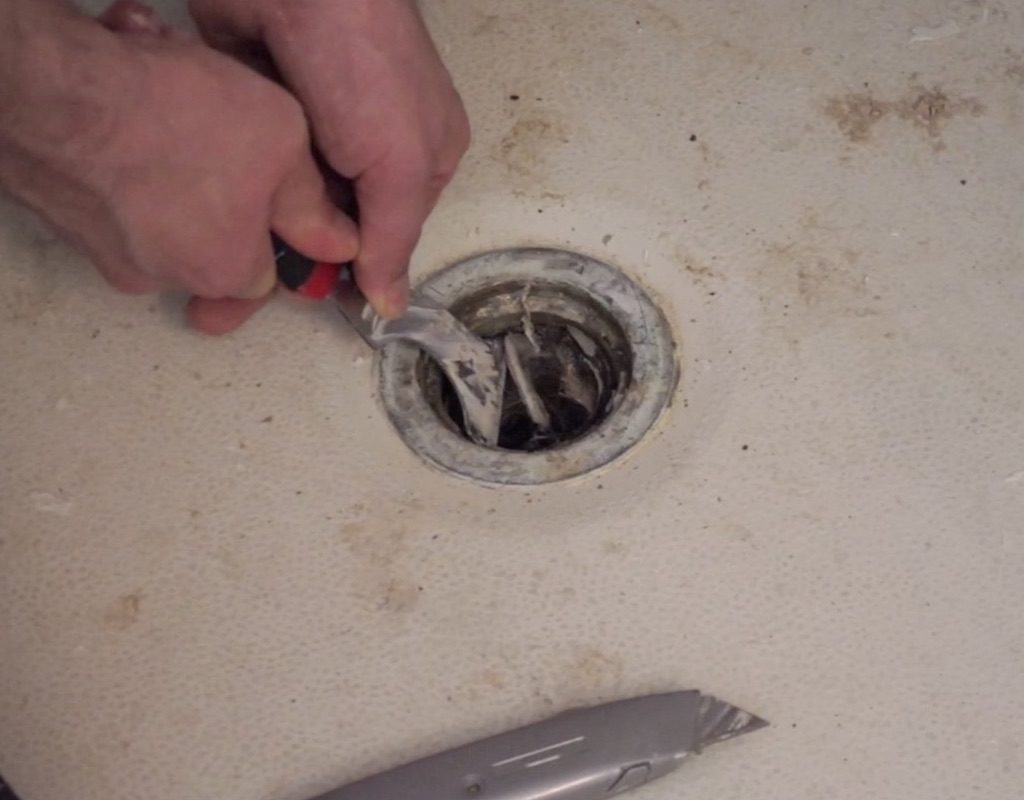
[378,248,678,485]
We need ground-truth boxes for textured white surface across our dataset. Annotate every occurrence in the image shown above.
[2,1,1023,799]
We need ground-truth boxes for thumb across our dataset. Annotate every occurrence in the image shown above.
[271,147,359,266]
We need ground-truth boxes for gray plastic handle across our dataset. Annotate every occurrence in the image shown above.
[310,692,705,800]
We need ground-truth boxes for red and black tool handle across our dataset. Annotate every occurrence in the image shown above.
[273,234,347,300]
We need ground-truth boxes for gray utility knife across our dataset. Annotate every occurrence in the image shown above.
[309,691,767,800]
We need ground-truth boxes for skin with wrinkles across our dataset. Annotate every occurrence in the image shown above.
[0,0,469,333]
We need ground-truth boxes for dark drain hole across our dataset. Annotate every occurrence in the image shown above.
[441,380,595,451]
[431,321,624,452]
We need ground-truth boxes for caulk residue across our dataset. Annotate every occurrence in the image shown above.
[371,307,505,447]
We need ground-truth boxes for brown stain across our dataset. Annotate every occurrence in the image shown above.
[497,112,570,178]
[211,545,243,582]
[826,93,886,142]
[761,240,877,316]
[471,13,500,36]
[826,86,983,149]
[684,262,715,278]
[1005,50,1024,86]
[510,188,567,205]
[566,648,625,692]
[677,247,721,288]
[340,519,418,614]
[635,1,683,33]
[103,592,143,630]
[378,578,420,613]
[481,669,506,690]
[339,521,410,566]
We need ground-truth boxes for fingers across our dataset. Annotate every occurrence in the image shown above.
[103,270,163,295]
[186,294,273,335]
[348,97,469,319]
[234,263,277,300]
[351,159,433,319]
[61,225,166,295]
[352,125,467,318]
[271,147,360,266]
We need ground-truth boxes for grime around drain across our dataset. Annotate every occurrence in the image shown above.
[425,297,630,452]
[378,248,676,486]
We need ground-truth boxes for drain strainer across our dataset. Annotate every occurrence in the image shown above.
[378,248,678,485]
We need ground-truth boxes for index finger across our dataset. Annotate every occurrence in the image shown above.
[352,157,441,319]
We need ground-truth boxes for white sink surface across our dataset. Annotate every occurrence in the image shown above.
[2,1,1022,798]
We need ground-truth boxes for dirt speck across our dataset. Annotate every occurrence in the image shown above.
[103,592,143,629]
[602,234,613,245]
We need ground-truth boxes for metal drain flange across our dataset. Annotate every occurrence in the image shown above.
[378,248,678,485]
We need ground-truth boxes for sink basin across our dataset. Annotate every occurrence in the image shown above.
[1,1,1022,799]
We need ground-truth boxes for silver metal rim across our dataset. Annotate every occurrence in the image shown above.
[378,248,679,486]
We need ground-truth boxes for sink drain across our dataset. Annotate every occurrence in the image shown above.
[378,248,678,485]
[422,282,630,452]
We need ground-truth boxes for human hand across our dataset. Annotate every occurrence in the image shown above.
[0,0,357,334]
[189,0,471,318]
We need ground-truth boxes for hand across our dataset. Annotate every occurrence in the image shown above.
[189,0,471,318]
[0,0,357,334]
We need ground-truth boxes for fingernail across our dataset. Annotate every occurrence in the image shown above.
[235,269,277,300]
[371,278,409,320]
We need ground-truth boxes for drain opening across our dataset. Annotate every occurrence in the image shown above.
[378,248,677,486]
[418,281,632,452]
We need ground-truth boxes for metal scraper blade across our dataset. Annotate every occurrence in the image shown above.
[694,693,770,751]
